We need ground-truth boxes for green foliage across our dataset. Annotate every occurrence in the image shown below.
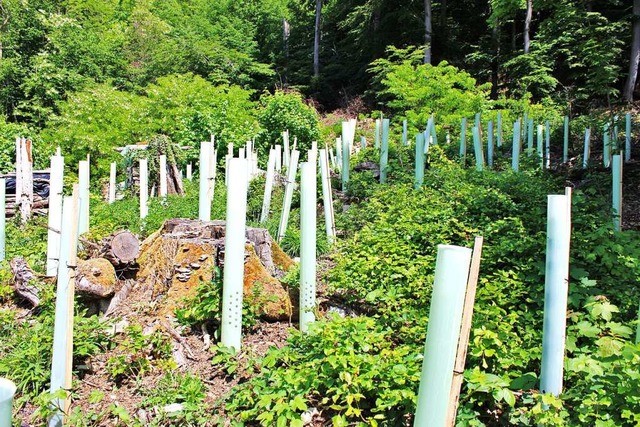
[0,300,110,399]
[105,324,174,383]
[368,46,491,132]
[225,316,421,426]
[256,90,321,161]
[139,372,208,426]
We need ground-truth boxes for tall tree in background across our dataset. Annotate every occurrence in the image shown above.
[524,0,532,53]
[313,0,322,77]
[424,0,432,64]
[624,0,640,102]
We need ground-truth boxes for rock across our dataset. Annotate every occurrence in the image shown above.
[162,403,183,414]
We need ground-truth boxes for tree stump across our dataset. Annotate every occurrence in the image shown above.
[136,219,295,320]
[98,230,140,269]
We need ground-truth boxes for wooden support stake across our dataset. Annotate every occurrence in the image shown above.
[446,236,484,427]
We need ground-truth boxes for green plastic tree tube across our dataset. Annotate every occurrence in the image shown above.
[626,112,632,162]
[277,150,300,242]
[459,118,467,162]
[430,115,438,145]
[424,117,433,154]
[0,377,16,427]
[512,120,521,172]
[50,191,80,427]
[540,194,571,397]
[299,161,317,332]
[380,119,390,183]
[523,112,529,144]
[341,120,356,191]
[563,116,569,163]
[413,244,472,427]
[361,136,366,150]
[537,124,544,168]
[497,111,503,147]
[221,158,248,351]
[473,126,484,171]
[583,128,591,169]
[415,133,425,189]
[198,141,211,221]
[612,154,622,232]
[487,120,494,168]
[603,125,611,168]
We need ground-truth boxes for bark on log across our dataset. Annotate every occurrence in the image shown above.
[9,256,40,306]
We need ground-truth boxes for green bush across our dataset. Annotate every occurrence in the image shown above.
[256,90,321,163]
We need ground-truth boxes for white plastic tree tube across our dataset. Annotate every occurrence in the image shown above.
[319,149,336,245]
[341,127,350,191]
[612,155,623,232]
[374,118,381,150]
[221,158,248,352]
[77,160,90,235]
[540,194,571,397]
[283,130,290,171]
[139,159,149,219]
[335,136,342,173]
[50,189,80,427]
[186,163,192,181]
[0,377,16,427]
[275,144,282,172]
[159,154,167,198]
[430,114,438,145]
[260,148,276,223]
[545,120,551,169]
[108,162,116,203]
[198,141,211,221]
[46,155,64,276]
[414,245,472,426]
[277,150,300,243]
[299,161,317,332]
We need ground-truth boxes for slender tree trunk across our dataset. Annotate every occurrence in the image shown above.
[424,0,432,64]
[624,0,640,102]
[283,18,290,84]
[313,0,322,78]
[491,21,500,99]
[524,0,532,53]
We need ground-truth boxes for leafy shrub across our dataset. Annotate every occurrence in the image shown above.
[256,90,321,163]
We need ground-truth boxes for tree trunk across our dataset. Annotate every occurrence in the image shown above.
[491,21,500,99]
[624,0,640,102]
[313,0,322,78]
[524,0,532,54]
[283,18,290,84]
[424,0,432,64]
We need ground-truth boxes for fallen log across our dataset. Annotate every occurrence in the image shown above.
[9,256,40,306]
